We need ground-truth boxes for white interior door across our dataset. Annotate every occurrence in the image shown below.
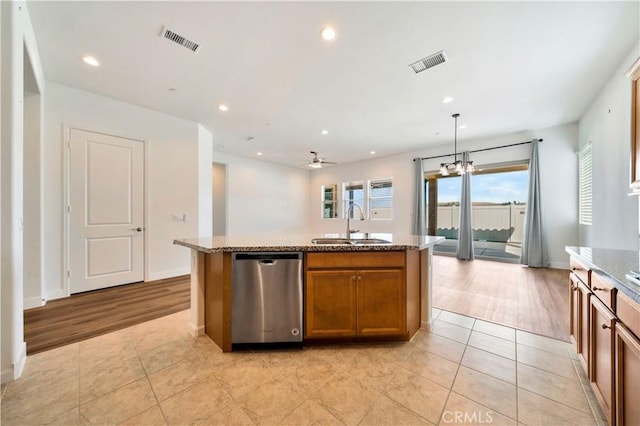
[68,128,144,294]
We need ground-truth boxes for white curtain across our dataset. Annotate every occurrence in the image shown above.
[521,140,549,267]
[456,151,474,260]
[412,158,426,235]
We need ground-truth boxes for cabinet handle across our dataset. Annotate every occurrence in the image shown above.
[357,276,362,280]
[352,276,357,280]
[592,286,611,292]
[601,323,611,330]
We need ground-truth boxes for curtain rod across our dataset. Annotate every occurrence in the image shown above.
[413,138,543,161]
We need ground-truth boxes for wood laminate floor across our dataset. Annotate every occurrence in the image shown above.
[24,275,190,355]
[432,255,569,341]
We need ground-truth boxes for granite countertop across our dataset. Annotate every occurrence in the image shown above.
[565,246,640,303]
[174,233,444,253]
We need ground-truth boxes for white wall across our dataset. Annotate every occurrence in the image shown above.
[579,45,640,250]
[212,151,311,235]
[310,123,579,268]
[42,82,204,297]
[1,0,45,383]
[23,91,43,308]
[212,162,227,235]
[198,125,213,238]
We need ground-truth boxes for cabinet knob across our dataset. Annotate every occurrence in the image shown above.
[601,323,611,330]
[357,276,362,280]
[352,276,357,280]
[592,286,610,292]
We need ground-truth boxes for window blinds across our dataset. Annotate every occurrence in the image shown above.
[578,143,592,225]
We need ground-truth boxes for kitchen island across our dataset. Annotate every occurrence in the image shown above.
[174,233,443,352]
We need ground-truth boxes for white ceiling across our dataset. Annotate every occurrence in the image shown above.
[27,1,639,167]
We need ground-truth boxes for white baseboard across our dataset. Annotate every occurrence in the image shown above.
[148,267,190,282]
[189,322,204,337]
[23,295,45,310]
[420,318,434,331]
[1,342,27,384]
[46,288,67,301]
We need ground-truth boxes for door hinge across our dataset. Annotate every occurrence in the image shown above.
[67,270,71,277]
[67,205,72,213]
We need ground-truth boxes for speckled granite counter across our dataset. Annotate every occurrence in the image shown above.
[565,246,640,303]
[174,233,444,253]
[175,233,444,351]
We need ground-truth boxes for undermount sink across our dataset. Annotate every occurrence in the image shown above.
[311,237,391,245]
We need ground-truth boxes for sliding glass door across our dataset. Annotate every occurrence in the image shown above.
[428,163,528,262]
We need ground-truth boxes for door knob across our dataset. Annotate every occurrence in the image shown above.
[131,227,143,232]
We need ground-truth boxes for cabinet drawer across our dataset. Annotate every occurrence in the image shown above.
[618,291,640,339]
[570,257,591,286]
[591,273,617,313]
[306,251,404,269]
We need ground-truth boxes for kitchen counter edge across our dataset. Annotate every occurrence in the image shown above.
[174,234,445,254]
[565,246,640,303]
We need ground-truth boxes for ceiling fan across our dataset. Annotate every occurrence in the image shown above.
[308,151,337,169]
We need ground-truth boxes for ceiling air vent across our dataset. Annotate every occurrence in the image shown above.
[409,50,448,74]
[160,26,201,54]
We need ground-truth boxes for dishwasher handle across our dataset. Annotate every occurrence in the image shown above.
[260,259,276,266]
[234,252,302,261]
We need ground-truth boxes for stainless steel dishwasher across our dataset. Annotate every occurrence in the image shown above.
[231,252,303,344]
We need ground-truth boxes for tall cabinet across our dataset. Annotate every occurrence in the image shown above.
[629,57,640,191]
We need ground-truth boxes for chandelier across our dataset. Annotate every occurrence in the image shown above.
[440,113,474,176]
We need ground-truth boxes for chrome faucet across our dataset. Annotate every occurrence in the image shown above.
[346,202,365,238]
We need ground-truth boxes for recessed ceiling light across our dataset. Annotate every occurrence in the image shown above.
[218,104,229,112]
[321,130,329,135]
[320,26,337,41]
[256,152,263,156]
[459,124,467,129]
[82,56,100,66]
[370,151,376,155]
[442,96,454,104]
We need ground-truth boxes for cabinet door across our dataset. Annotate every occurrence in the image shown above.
[578,281,591,373]
[570,274,580,346]
[615,323,640,426]
[305,270,357,338]
[630,58,640,190]
[590,296,616,424]
[357,269,405,336]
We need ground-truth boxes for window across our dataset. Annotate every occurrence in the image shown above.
[369,178,393,220]
[321,184,338,219]
[343,181,365,218]
[428,162,529,262]
[579,143,593,225]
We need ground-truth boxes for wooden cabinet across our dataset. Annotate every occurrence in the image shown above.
[305,270,357,337]
[590,296,616,424]
[568,254,640,425]
[305,251,417,341]
[570,274,579,344]
[357,269,405,336]
[629,57,640,190]
[570,274,591,372]
[615,323,640,426]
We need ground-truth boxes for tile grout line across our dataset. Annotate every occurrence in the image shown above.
[433,317,474,425]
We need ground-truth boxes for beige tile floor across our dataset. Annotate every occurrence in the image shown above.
[1,309,607,425]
